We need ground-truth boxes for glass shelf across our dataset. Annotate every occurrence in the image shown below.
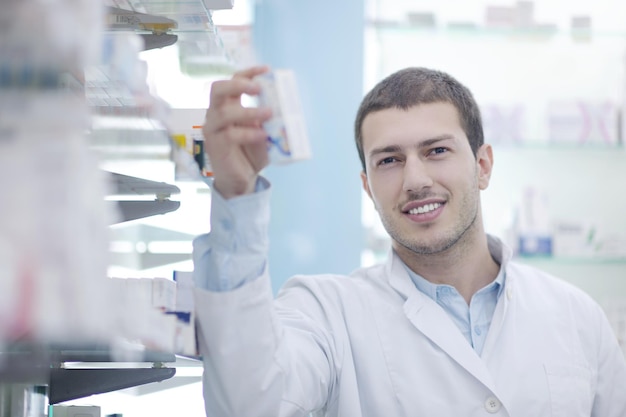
[0,343,178,407]
[491,142,625,150]
[366,21,626,40]
[516,255,626,265]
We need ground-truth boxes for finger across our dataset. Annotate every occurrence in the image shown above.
[208,124,268,146]
[232,65,270,80]
[206,104,272,132]
[209,66,270,105]
[209,78,262,107]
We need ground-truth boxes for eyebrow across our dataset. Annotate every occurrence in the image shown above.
[367,134,456,159]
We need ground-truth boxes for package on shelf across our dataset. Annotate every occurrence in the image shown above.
[86,32,170,121]
[173,270,198,355]
[107,0,223,30]
[592,232,626,258]
[513,186,553,256]
[547,100,619,145]
[166,108,208,181]
[171,125,213,180]
[551,220,596,258]
[108,277,175,352]
[480,103,526,145]
[89,115,171,161]
[153,277,177,311]
[173,270,194,312]
[106,6,178,33]
[108,275,197,355]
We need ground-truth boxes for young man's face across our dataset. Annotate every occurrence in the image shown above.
[360,101,493,257]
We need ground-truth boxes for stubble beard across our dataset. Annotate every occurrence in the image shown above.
[379,182,481,256]
[389,207,479,256]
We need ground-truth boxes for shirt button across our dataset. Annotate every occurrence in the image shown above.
[474,325,482,336]
[484,396,501,413]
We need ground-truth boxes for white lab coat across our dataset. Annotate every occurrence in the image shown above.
[194,248,626,417]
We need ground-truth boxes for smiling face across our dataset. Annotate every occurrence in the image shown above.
[360,101,493,259]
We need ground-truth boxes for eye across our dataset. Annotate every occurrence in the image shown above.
[429,147,448,156]
[378,156,398,166]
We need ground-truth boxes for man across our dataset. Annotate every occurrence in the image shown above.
[192,65,626,416]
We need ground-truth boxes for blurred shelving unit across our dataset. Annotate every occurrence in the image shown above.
[0,0,234,415]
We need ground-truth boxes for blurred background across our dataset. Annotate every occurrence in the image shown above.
[2,0,626,415]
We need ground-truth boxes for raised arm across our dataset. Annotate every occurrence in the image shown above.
[193,67,336,417]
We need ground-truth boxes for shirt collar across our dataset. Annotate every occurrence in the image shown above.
[401,234,510,301]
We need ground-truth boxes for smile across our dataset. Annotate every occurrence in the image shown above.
[408,203,442,215]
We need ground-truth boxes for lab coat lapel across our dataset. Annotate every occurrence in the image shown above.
[481,275,514,361]
[481,236,515,361]
[406,296,498,393]
[386,251,499,394]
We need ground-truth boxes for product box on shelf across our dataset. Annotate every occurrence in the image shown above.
[547,100,619,145]
[171,126,213,180]
[108,275,197,356]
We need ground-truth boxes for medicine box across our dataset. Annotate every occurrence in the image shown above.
[255,69,312,164]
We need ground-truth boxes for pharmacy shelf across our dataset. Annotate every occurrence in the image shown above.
[368,21,587,37]
[48,352,203,402]
[365,20,626,41]
[112,200,181,223]
[104,0,232,75]
[516,256,626,265]
[106,172,182,223]
[90,0,232,165]
[491,142,624,150]
[49,367,176,404]
[0,343,178,404]
[109,172,180,198]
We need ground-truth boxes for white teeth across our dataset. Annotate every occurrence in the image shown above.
[408,203,441,215]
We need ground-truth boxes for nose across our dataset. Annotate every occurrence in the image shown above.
[402,158,434,193]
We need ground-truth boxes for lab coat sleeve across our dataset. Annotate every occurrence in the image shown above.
[591,302,626,416]
[193,179,336,417]
[194,272,337,417]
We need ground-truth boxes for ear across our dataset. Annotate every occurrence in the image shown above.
[360,171,373,200]
[476,144,494,190]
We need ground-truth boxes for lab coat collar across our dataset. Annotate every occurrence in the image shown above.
[384,234,515,395]
[384,234,513,301]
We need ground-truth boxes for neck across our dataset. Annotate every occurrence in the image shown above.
[395,232,500,304]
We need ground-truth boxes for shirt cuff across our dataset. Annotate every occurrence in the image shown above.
[192,176,271,292]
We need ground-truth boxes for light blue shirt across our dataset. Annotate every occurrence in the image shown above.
[193,177,505,354]
[192,177,271,292]
[404,266,505,356]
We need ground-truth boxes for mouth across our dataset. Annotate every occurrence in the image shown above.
[407,202,442,215]
[401,200,446,222]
